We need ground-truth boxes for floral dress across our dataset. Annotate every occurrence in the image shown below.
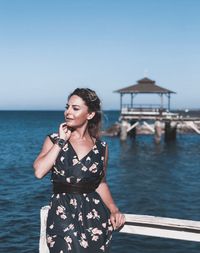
[46,133,113,253]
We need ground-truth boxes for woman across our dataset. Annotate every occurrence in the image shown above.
[33,88,125,253]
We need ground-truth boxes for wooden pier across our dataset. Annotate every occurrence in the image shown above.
[112,78,200,142]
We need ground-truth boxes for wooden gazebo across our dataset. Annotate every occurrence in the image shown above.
[114,77,176,111]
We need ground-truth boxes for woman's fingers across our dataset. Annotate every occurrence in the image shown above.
[110,212,126,230]
[110,214,117,230]
[59,123,71,140]
[115,213,124,228]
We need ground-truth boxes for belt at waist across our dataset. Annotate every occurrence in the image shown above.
[53,181,99,194]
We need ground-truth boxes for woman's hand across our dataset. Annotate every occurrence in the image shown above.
[110,210,126,230]
[58,123,72,141]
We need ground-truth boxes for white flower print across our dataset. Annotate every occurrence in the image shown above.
[102,222,106,228]
[86,156,91,161]
[63,143,69,151]
[53,167,63,176]
[49,223,54,229]
[79,239,88,248]
[100,245,105,251]
[106,237,112,245]
[81,166,88,172]
[89,162,98,173]
[70,198,77,208]
[81,233,86,239]
[64,236,72,251]
[79,234,88,249]
[69,224,74,230]
[86,212,93,219]
[66,177,71,183]
[78,212,83,223]
[92,209,100,219]
[47,235,57,248]
[92,227,103,235]
[101,141,106,147]
[64,236,72,243]
[56,205,65,215]
[51,133,58,139]
[87,227,103,242]
[64,223,74,232]
[56,205,67,219]
[86,209,100,219]
[93,198,100,204]
[60,214,67,220]
[72,156,79,165]
[60,156,65,163]
[93,148,99,154]
[108,219,113,231]
[92,235,99,241]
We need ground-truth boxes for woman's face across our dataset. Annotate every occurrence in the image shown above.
[64,95,93,129]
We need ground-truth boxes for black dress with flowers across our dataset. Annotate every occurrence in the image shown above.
[46,133,113,253]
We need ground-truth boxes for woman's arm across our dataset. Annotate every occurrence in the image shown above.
[33,136,62,179]
[96,144,125,229]
[33,123,71,179]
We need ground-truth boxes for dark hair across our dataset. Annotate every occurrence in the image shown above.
[68,88,102,139]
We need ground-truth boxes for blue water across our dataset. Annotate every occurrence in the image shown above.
[0,111,200,253]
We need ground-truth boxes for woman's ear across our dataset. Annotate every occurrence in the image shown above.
[87,112,95,120]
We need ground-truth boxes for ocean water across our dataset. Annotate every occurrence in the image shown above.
[0,110,200,253]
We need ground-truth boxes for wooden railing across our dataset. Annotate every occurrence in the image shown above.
[39,206,200,252]
[122,104,167,110]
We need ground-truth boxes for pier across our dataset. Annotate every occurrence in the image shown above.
[108,77,200,142]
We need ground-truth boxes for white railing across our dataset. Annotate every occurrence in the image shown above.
[39,206,200,253]
[122,104,167,109]
[121,213,200,242]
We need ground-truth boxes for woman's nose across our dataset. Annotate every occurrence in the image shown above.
[65,106,71,115]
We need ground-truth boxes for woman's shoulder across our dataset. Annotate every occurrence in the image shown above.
[47,132,59,144]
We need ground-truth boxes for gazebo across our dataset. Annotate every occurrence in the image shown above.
[114,77,176,111]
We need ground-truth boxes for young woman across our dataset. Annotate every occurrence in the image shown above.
[33,88,125,253]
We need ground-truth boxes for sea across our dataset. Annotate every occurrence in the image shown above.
[0,110,200,253]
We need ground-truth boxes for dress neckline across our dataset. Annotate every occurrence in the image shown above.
[68,139,97,162]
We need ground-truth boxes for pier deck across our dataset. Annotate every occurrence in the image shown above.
[120,107,200,122]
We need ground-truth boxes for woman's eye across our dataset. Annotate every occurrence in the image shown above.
[73,108,79,111]
[65,106,68,109]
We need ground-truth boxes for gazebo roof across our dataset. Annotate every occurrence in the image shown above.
[114,77,176,94]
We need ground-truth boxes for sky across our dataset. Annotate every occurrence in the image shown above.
[0,0,200,110]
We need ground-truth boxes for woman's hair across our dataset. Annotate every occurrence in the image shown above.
[68,88,102,139]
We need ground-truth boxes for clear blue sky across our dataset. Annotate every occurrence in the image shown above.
[0,0,200,110]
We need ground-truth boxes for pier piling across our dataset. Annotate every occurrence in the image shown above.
[120,120,129,141]
[164,121,177,142]
[154,120,162,144]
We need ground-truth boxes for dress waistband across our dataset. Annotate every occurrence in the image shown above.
[53,181,99,194]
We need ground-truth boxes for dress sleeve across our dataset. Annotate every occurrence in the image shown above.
[47,133,59,144]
